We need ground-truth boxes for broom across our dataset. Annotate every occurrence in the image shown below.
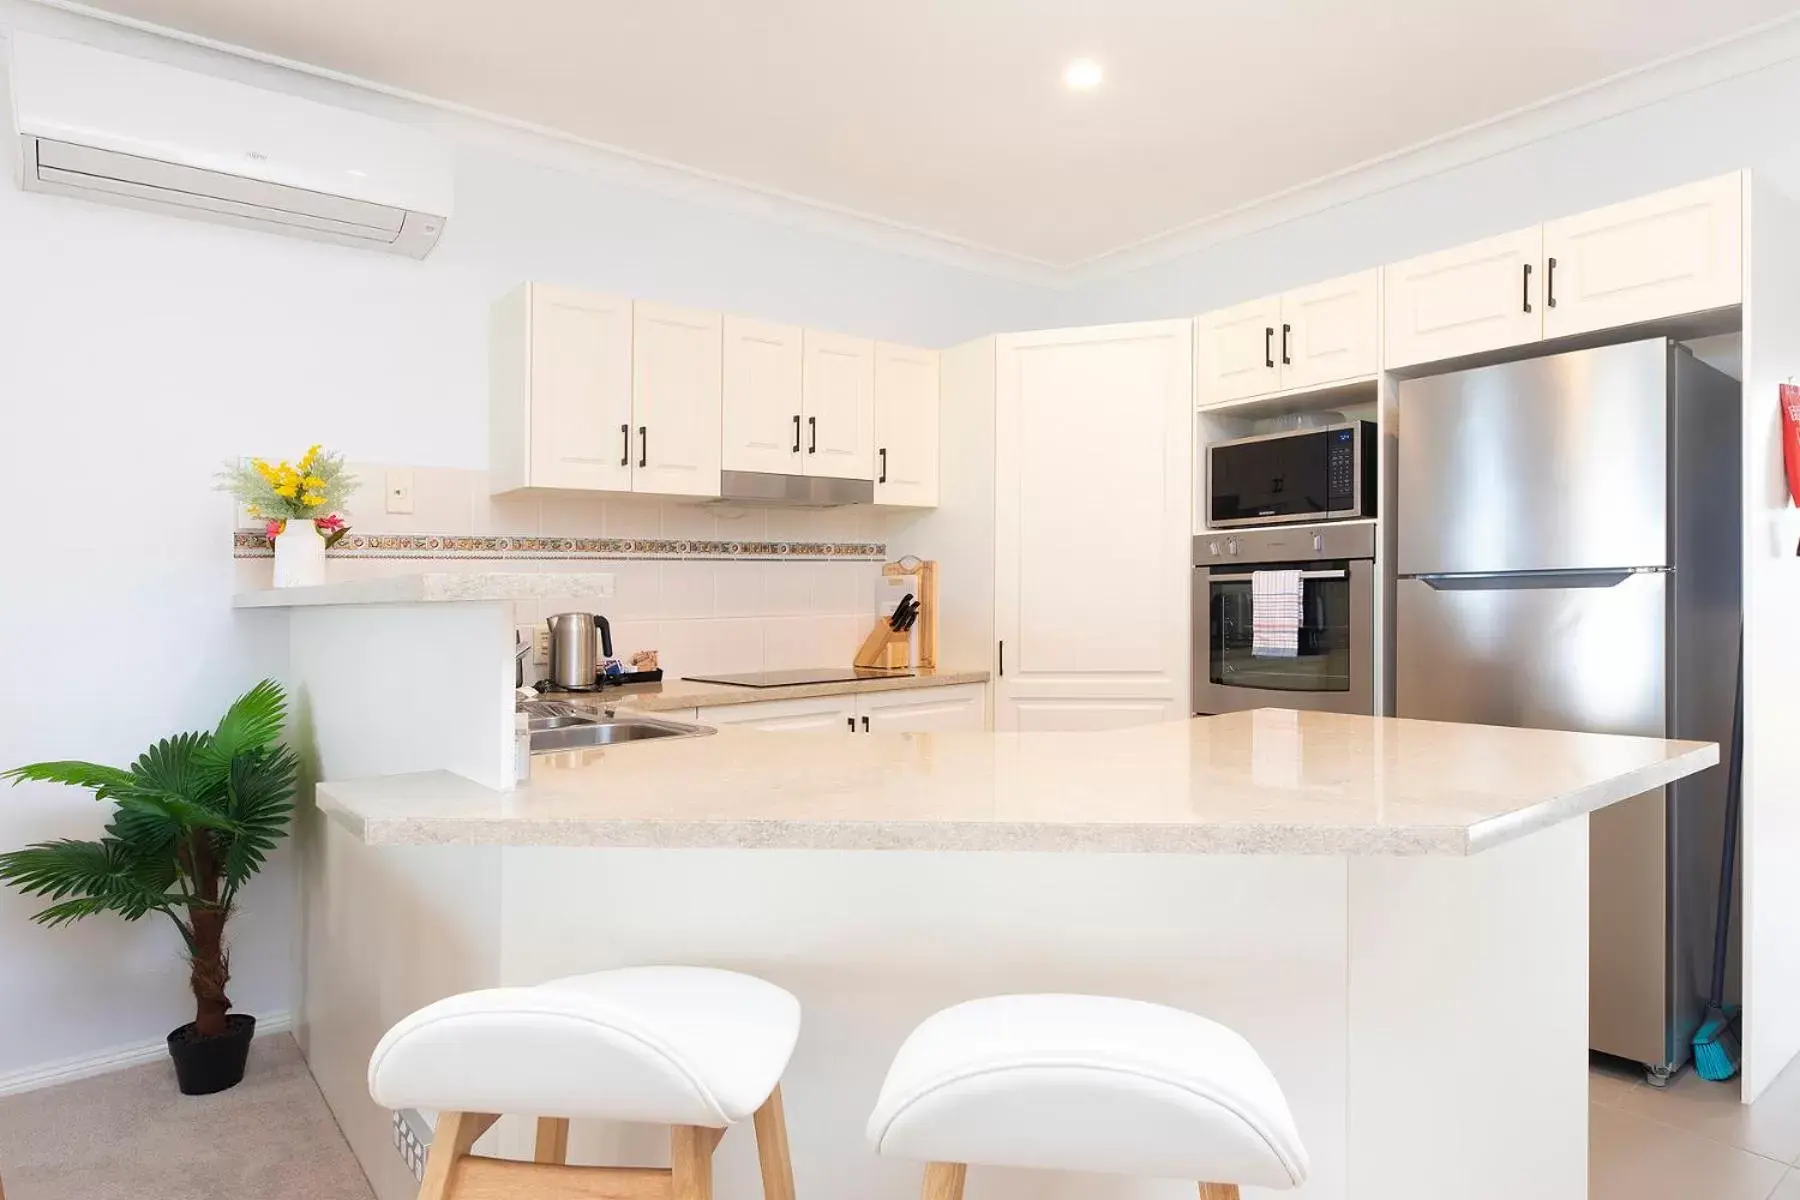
[1692,638,1744,1083]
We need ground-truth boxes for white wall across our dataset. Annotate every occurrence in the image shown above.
[0,0,1056,1082]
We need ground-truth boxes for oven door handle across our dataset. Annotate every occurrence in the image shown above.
[1207,569,1348,582]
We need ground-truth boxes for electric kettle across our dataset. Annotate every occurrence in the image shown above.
[545,612,613,690]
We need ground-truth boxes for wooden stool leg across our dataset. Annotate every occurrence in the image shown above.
[671,1125,725,1200]
[751,1085,797,1200]
[1198,1185,1241,1200]
[534,1116,571,1164]
[922,1161,967,1200]
[418,1111,498,1200]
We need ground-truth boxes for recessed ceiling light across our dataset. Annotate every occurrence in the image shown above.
[1063,59,1103,91]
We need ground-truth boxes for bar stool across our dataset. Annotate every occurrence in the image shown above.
[369,965,801,1200]
[867,994,1307,1200]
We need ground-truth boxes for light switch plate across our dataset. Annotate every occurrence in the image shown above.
[385,469,415,514]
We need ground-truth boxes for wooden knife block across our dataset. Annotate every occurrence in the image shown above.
[853,621,911,670]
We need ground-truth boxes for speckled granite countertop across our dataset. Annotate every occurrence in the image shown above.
[543,668,990,713]
[315,709,1716,857]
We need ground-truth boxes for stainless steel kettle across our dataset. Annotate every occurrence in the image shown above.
[545,612,613,690]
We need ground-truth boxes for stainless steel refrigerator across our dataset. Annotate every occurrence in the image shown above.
[1395,338,1740,1079]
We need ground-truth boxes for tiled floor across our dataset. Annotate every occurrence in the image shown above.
[1593,1057,1800,1200]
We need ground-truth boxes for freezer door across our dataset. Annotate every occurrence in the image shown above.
[1396,339,1670,576]
[1395,571,1671,1066]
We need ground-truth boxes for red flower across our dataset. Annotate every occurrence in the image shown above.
[315,514,347,534]
[264,519,285,541]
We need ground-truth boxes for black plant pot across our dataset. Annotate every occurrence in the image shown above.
[167,1013,256,1095]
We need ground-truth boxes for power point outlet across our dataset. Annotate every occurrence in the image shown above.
[532,626,551,663]
[385,469,415,514]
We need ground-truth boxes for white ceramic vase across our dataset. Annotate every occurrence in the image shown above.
[271,517,326,588]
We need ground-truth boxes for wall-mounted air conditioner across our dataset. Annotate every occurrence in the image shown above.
[8,33,453,258]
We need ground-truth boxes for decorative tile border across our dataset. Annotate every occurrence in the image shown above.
[233,530,886,562]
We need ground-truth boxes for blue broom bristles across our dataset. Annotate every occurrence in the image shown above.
[1693,1003,1742,1082]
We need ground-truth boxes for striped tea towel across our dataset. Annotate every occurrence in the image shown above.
[1251,569,1302,658]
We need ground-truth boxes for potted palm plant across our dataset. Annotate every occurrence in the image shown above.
[0,681,297,1095]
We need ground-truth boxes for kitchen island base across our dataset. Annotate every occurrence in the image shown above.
[300,816,1587,1200]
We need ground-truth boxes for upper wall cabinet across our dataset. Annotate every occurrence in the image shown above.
[1384,173,1742,370]
[490,286,722,499]
[1541,173,1742,340]
[873,342,940,507]
[722,315,805,476]
[802,330,877,480]
[1194,270,1378,407]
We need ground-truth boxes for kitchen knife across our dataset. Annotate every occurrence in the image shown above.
[890,593,916,631]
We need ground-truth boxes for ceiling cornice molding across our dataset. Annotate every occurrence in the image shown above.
[10,0,1800,289]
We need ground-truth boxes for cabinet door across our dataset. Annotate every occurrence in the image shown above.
[1280,269,1379,391]
[525,285,634,491]
[722,316,804,475]
[696,696,857,732]
[632,301,722,498]
[994,321,1192,732]
[857,683,986,732]
[802,330,876,479]
[1383,226,1543,370]
[1543,173,1742,339]
[873,343,940,507]
[1195,294,1283,406]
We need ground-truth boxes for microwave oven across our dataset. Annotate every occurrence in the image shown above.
[1206,421,1377,528]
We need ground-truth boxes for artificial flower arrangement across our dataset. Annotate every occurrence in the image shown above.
[218,444,357,547]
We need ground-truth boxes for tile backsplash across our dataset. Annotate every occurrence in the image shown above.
[235,464,912,681]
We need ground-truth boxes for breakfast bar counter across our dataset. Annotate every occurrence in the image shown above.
[295,699,1717,1200]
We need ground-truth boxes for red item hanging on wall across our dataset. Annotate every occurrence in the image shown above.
[1784,384,1800,509]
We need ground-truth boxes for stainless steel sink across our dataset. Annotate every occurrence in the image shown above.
[529,713,714,753]
[528,715,598,732]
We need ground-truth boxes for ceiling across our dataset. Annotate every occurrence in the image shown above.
[48,0,1800,267]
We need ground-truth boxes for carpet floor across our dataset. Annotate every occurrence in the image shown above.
[0,1035,374,1200]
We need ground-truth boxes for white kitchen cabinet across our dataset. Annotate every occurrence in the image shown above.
[1543,173,1742,339]
[1279,270,1380,391]
[1194,272,1377,406]
[802,330,876,480]
[632,301,723,498]
[722,315,804,476]
[873,342,940,507]
[697,695,857,732]
[1384,226,1544,370]
[995,321,1192,731]
[489,283,634,494]
[856,683,985,732]
[1194,293,1283,405]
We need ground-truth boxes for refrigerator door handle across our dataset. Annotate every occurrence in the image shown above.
[1410,569,1653,591]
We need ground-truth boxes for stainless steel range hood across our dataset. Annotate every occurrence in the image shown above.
[716,471,872,507]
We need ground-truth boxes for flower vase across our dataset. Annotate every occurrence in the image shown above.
[271,518,327,588]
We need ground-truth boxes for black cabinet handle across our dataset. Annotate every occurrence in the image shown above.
[620,423,630,467]
[1522,263,1533,314]
[808,415,817,454]
[1280,323,1292,365]
[792,414,801,454]
[638,426,647,469]
[878,448,888,483]
[1546,257,1558,308]
[998,640,1004,677]
[846,716,854,733]
[861,715,870,733]
[1264,327,1274,369]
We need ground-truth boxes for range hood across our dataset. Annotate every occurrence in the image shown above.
[717,471,872,507]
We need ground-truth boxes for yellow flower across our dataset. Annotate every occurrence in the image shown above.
[302,493,326,507]
[299,444,322,472]
[303,476,325,489]
[275,484,298,499]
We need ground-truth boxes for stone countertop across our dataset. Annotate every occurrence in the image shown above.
[233,573,617,608]
[315,709,1717,857]
[546,668,991,713]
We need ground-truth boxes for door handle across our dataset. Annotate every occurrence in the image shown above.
[846,717,855,733]
[878,447,888,483]
[1410,569,1645,591]
[792,414,802,454]
[808,416,818,454]
[998,640,1004,677]
[1211,569,1347,583]
[1546,257,1558,308]
[1264,327,1274,369]
[620,423,630,467]
[1280,323,1291,365]
[1522,263,1533,314]
[638,426,647,469]
[861,715,870,733]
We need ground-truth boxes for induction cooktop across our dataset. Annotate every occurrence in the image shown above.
[682,667,914,688]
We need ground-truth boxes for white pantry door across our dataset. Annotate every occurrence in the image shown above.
[994,321,1193,731]
[722,315,804,475]
[527,285,634,492]
[632,301,722,498]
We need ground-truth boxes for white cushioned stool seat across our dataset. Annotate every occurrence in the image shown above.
[368,965,800,1128]
[867,994,1307,1189]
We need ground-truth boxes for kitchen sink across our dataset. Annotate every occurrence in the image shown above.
[529,713,715,753]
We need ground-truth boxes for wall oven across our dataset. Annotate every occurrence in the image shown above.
[1193,523,1376,716]
[1207,420,1377,528]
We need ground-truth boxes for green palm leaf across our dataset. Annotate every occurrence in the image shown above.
[1,761,138,798]
[203,682,289,772]
[218,746,297,895]
[0,838,179,924]
[124,733,239,832]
